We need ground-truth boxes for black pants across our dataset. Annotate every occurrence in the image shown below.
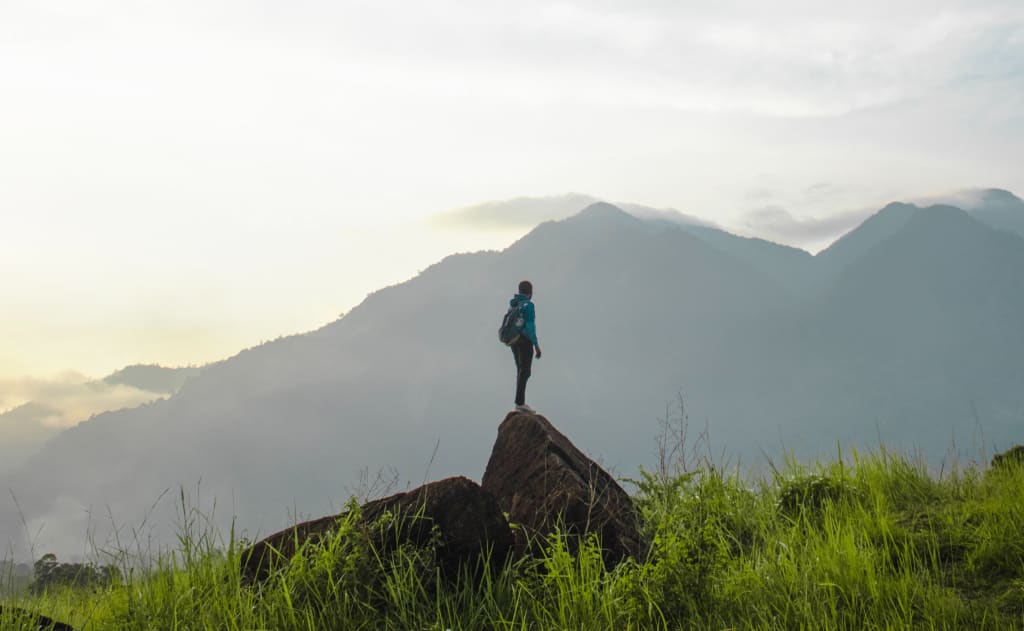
[511,337,534,406]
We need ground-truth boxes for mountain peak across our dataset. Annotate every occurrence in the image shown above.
[904,203,983,234]
[919,203,970,217]
[507,201,644,255]
[560,201,644,231]
[575,201,635,221]
[879,201,917,214]
[815,201,916,269]
[581,203,626,218]
[979,188,1022,204]
[960,188,1024,240]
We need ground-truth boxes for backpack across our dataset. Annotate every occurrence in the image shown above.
[499,301,528,346]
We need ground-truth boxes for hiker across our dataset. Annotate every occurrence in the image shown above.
[508,280,542,412]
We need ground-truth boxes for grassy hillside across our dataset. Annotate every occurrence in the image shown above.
[3,449,1022,630]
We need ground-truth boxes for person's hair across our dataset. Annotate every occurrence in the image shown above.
[518,280,533,296]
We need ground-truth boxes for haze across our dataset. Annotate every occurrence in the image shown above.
[2,0,1022,403]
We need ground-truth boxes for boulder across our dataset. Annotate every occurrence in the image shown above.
[241,475,513,583]
[0,605,76,630]
[481,411,642,565]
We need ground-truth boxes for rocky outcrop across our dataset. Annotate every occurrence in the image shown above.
[481,411,642,566]
[241,475,513,583]
[240,412,642,584]
[991,445,1024,470]
[0,605,76,630]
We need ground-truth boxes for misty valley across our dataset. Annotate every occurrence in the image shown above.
[3,191,1024,629]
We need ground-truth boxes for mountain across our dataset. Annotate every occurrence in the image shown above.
[814,202,916,277]
[963,188,1024,240]
[3,196,1023,559]
[791,203,1024,446]
[0,403,63,471]
[615,202,719,230]
[431,194,719,232]
[680,224,815,292]
[430,193,601,228]
[103,364,202,394]
[0,365,201,474]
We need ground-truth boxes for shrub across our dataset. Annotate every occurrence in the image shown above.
[777,472,862,517]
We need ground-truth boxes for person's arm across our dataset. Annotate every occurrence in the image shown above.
[524,301,541,358]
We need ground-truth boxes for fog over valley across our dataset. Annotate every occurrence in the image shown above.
[3,190,1023,560]
[4,0,1023,568]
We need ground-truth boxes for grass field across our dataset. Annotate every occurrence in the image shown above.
[3,448,1022,630]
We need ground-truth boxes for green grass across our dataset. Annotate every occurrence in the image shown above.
[4,450,1023,630]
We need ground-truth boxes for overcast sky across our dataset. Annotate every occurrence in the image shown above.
[2,0,1022,403]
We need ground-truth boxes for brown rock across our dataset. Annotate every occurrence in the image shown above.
[241,475,514,583]
[481,411,642,566]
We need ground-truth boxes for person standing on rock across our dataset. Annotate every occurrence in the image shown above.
[509,280,542,412]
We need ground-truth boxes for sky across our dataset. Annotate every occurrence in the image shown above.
[2,0,1023,414]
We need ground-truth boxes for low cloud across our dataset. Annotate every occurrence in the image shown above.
[0,374,163,473]
[0,374,160,475]
[0,374,161,429]
[430,193,600,229]
[431,194,720,231]
[1,401,63,428]
[1,372,87,413]
[802,182,845,201]
[616,203,720,229]
[738,205,872,247]
[910,187,1023,210]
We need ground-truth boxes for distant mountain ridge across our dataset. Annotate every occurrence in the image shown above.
[103,364,202,394]
[920,188,1024,240]
[3,189,1022,559]
[0,364,201,474]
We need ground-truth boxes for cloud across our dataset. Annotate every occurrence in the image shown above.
[910,187,1023,210]
[0,373,164,473]
[803,182,844,200]
[0,372,87,412]
[744,188,781,202]
[1,0,1022,389]
[431,194,721,231]
[9,1,1019,122]
[0,372,83,411]
[730,180,878,248]
[0,401,63,428]
[318,1,1024,116]
[0,374,161,429]
[0,374,163,474]
[616,203,721,229]
[430,194,601,229]
[739,205,872,246]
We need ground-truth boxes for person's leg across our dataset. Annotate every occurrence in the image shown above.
[513,339,533,406]
[512,344,522,405]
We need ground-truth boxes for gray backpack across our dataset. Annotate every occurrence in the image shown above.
[498,301,527,346]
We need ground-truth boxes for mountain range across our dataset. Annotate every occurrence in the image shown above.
[0,365,201,474]
[3,189,1023,558]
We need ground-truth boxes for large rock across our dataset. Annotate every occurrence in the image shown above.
[241,475,514,583]
[481,411,642,565]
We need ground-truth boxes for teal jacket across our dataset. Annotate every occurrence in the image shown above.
[509,294,538,346]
